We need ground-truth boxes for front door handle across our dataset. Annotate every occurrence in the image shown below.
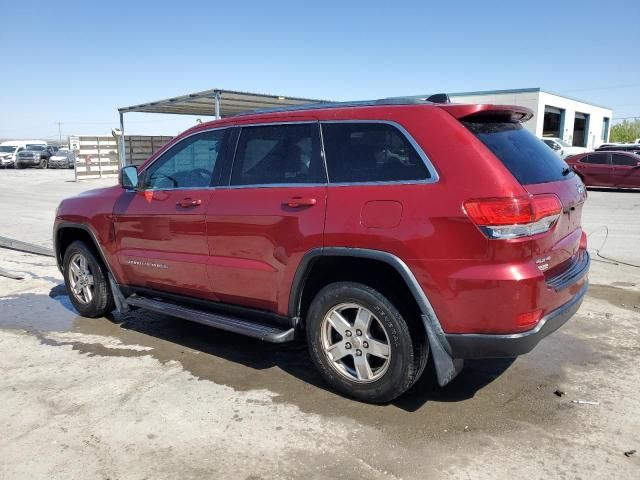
[284,197,317,208]
[176,198,202,208]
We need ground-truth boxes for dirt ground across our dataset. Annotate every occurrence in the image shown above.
[0,169,639,479]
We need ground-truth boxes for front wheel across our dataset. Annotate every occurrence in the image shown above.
[63,241,114,317]
[306,282,426,403]
[39,159,47,169]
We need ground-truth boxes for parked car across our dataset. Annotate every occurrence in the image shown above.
[567,151,640,188]
[54,98,589,403]
[596,143,640,154]
[15,144,55,169]
[541,137,591,159]
[48,149,76,169]
[0,140,47,168]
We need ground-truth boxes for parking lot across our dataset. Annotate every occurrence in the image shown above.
[0,169,638,479]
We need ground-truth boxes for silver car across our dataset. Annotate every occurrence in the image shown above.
[48,150,76,169]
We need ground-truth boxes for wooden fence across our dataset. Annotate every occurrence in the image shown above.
[73,135,173,180]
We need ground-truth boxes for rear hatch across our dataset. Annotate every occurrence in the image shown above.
[460,111,587,276]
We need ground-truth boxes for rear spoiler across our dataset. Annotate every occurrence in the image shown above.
[437,104,534,123]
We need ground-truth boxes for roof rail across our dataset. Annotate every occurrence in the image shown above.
[234,95,450,117]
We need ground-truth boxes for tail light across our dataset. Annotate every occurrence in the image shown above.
[463,194,562,239]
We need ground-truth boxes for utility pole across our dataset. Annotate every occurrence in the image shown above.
[56,122,63,142]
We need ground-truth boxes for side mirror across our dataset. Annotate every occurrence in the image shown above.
[120,165,139,189]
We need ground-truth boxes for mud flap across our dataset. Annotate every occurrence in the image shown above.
[421,314,464,386]
[108,273,130,314]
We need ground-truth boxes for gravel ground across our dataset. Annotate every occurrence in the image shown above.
[0,169,638,479]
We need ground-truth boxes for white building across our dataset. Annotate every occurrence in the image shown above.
[448,88,613,149]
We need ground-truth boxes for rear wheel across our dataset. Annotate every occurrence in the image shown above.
[63,241,114,317]
[306,282,426,403]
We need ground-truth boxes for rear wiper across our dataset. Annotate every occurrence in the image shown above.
[562,167,572,176]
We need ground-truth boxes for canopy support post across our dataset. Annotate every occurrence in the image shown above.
[214,90,221,119]
[118,111,126,168]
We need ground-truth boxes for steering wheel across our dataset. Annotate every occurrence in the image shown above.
[150,172,178,188]
[191,168,213,184]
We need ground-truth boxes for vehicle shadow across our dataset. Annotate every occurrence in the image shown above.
[587,187,639,193]
[47,284,514,412]
[113,305,514,411]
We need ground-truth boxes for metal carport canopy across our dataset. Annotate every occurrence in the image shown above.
[116,89,326,167]
[118,88,326,118]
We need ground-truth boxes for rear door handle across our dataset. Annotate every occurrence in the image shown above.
[284,197,316,208]
[176,198,202,208]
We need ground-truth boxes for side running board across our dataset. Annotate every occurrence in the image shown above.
[125,294,295,343]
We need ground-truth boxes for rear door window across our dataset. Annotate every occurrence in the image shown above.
[230,123,325,186]
[321,122,430,183]
[582,153,609,165]
[611,153,637,166]
[464,121,571,184]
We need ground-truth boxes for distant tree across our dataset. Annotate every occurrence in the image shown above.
[610,119,640,143]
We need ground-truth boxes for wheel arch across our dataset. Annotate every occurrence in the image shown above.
[289,248,462,386]
[55,223,114,278]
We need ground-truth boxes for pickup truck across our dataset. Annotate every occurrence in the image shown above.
[15,145,56,169]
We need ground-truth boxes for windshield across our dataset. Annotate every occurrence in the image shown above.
[0,146,17,153]
[26,145,46,151]
[464,121,573,185]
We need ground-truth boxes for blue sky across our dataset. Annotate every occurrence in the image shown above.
[1,0,639,139]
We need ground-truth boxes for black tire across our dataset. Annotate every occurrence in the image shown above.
[39,159,47,169]
[63,240,114,317]
[15,162,23,169]
[306,282,427,403]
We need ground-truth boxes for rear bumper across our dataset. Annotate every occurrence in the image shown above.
[445,280,588,359]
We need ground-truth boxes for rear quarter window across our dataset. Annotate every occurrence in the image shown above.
[464,121,572,185]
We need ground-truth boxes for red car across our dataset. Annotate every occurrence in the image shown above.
[54,98,589,403]
[567,151,640,189]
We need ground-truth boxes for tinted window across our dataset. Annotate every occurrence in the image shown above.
[581,153,609,165]
[464,122,572,184]
[141,129,227,189]
[612,153,638,166]
[230,123,324,186]
[322,123,430,183]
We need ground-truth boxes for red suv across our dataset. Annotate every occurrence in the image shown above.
[54,98,589,403]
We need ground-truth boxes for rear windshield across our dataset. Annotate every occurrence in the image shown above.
[464,121,572,185]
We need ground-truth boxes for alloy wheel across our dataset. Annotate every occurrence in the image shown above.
[68,252,95,304]
[320,303,391,383]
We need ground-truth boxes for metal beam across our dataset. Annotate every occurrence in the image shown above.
[214,90,221,119]
[119,111,126,168]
